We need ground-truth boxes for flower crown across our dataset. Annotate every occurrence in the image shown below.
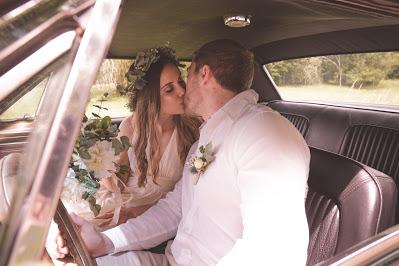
[122,46,182,111]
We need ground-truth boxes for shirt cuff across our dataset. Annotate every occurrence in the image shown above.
[102,226,132,254]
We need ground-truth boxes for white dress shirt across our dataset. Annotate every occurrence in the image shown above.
[103,89,310,265]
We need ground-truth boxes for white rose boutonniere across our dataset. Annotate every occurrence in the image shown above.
[189,142,215,177]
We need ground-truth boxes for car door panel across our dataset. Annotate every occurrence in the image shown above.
[0,121,33,158]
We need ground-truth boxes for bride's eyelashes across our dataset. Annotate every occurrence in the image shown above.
[164,84,174,93]
[161,82,174,93]
[163,79,185,94]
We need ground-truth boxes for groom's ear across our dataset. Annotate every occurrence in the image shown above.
[199,64,213,86]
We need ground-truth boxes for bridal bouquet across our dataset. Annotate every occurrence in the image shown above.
[62,96,130,217]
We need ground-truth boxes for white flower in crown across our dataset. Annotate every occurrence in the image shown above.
[189,142,215,175]
[83,140,116,179]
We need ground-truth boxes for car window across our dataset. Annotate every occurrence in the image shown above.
[86,59,133,118]
[265,52,399,108]
[0,77,48,121]
[87,59,191,119]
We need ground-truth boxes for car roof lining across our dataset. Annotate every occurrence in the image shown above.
[254,24,399,64]
[108,0,399,59]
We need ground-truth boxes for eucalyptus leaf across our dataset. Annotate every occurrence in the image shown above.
[84,138,96,147]
[101,116,111,129]
[112,139,123,155]
[204,154,215,162]
[82,191,90,200]
[120,136,131,149]
[190,166,197,174]
[90,203,101,217]
[204,142,213,154]
[118,164,130,174]
[78,148,91,160]
[199,145,205,154]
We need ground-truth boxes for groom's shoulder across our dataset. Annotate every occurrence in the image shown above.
[234,103,282,125]
[230,102,299,137]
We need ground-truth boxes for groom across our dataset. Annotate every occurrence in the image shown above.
[50,39,310,265]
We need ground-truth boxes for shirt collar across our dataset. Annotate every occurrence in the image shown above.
[220,89,259,121]
[199,89,259,134]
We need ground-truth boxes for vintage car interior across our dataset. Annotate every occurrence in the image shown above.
[1,0,399,265]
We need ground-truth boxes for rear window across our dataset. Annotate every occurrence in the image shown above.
[265,52,399,108]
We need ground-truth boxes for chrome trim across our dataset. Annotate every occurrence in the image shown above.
[0,0,94,75]
[0,0,46,22]
[319,225,399,265]
[2,0,123,264]
[0,31,76,102]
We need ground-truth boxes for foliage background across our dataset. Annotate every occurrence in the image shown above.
[2,53,399,121]
[266,52,399,106]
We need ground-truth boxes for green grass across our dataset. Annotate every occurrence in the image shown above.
[86,83,131,118]
[278,79,399,107]
[0,79,47,120]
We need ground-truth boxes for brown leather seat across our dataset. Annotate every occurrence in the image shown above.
[306,147,397,265]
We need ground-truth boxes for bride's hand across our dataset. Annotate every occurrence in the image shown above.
[70,213,114,257]
[118,204,153,224]
[96,204,153,227]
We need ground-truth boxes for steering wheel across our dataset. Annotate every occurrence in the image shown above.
[54,201,97,266]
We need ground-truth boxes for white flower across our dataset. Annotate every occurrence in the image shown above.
[83,140,116,179]
[193,157,206,170]
[189,142,215,176]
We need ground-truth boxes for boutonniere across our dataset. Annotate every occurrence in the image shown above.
[189,142,215,176]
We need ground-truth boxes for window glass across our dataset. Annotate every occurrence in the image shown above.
[87,59,191,118]
[180,61,190,82]
[0,78,48,120]
[265,52,399,107]
[86,59,132,118]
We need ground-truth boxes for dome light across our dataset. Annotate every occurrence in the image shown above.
[224,15,251,28]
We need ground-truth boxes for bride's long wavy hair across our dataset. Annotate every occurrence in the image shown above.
[131,55,200,187]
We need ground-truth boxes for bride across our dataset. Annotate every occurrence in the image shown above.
[79,47,200,229]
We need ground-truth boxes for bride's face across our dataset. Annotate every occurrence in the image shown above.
[159,64,186,115]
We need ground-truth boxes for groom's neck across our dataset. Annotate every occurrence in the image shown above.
[202,86,237,121]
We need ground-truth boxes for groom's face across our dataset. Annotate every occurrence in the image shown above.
[184,62,204,116]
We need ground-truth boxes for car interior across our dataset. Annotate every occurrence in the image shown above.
[1,0,399,265]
